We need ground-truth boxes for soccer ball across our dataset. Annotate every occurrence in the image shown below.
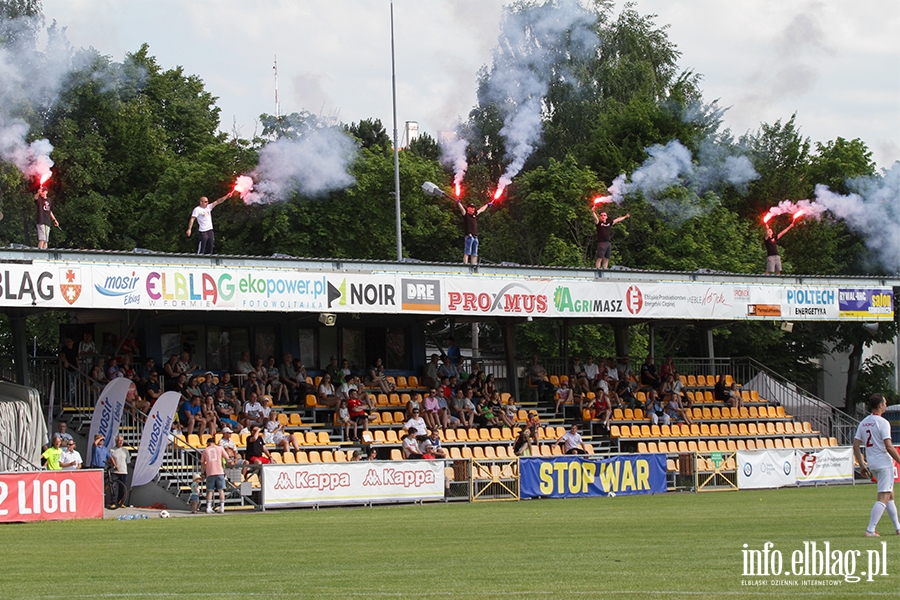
[159,510,170,518]
[608,492,616,498]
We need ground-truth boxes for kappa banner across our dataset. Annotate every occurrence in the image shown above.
[519,454,667,499]
[0,259,892,321]
[131,391,180,487]
[795,447,853,484]
[261,461,445,508]
[0,470,104,523]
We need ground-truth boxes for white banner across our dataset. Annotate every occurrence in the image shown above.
[262,460,445,508]
[131,392,180,487]
[737,449,797,489]
[85,378,131,467]
[0,259,891,321]
[795,447,854,484]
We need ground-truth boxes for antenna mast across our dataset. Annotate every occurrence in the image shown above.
[274,55,281,118]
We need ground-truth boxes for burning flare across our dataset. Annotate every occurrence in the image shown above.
[593,195,612,206]
[38,171,51,188]
[762,212,773,225]
[792,210,804,221]
[233,175,254,199]
[493,187,504,201]
[455,182,461,198]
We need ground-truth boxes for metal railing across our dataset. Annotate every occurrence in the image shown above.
[0,439,41,472]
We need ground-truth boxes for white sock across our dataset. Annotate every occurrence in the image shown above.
[868,501,886,533]
[885,500,900,531]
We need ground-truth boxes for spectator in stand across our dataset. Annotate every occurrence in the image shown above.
[616,356,635,390]
[142,371,163,407]
[124,380,150,419]
[591,391,612,430]
[78,332,97,375]
[437,356,459,381]
[278,354,304,404]
[435,386,457,429]
[554,380,576,416]
[119,331,140,358]
[179,395,209,437]
[177,351,198,377]
[347,389,373,441]
[184,375,202,402]
[108,435,130,507]
[89,434,110,469]
[853,393,900,537]
[59,338,79,406]
[137,356,157,386]
[120,354,136,377]
[452,389,475,428]
[475,395,498,427]
[661,373,686,408]
[423,354,440,389]
[42,436,64,470]
[163,355,181,381]
[571,357,591,396]
[263,356,287,404]
[239,391,265,430]
[405,392,422,421]
[423,429,447,459]
[317,374,340,407]
[513,428,533,457]
[404,406,428,436]
[659,356,676,381]
[501,397,518,429]
[49,421,74,447]
[617,378,639,410]
[339,359,352,383]
[199,372,218,399]
[402,428,424,459]
[528,354,554,402]
[337,399,352,440]
[487,391,503,424]
[439,376,452,402]
[526,411,542,446]
[445,337,461,369]
[242,427,271,481]
[89,362,108,393]
[324,356,344,386]
[217,371,237,404]
[234,351,253,376]
[241,371,263,404]
[368,358,395,395]
[105,357,123,380]
[59,439,82,470]
[482,373,497,400]
[201,437,229,513]
[713,375,729,404]
[665,392,692,425]
[640,355,660,391]
[645,390,670,426]
[557,424,589,455]
[422,390,441,430]
[726,382,742,409]
[583,355,601,392]
[217,427,244,469]
[263,412,301,455]
[214,388,241,430]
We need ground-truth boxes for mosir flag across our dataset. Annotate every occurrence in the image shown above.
[0,470,104,523]
[86,378,131,466]
[131,391,180,487]
[262,461,445,508]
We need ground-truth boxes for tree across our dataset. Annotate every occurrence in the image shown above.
[346,118,391,155]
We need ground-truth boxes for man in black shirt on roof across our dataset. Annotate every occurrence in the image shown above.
[591,206,630,269]
[458,200,492,265]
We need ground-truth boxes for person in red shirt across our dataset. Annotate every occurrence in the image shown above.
[201,437,229,513]
[347,389,374,441]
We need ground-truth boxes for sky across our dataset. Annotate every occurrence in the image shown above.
[41,0,900,169]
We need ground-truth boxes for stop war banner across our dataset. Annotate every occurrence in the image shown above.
[261,461,445,508]
[519,454,667,499]
[0,469,104,523]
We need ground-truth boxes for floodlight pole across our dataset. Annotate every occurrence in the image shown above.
[391,1,402,261]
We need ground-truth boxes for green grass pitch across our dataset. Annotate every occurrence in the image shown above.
[1,484,897,598]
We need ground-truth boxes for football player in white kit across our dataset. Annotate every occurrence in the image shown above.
[853,393,900,537]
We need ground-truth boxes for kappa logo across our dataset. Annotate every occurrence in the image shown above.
[60,268,81,305]
[625,285,643,314]
[273,471,295,490]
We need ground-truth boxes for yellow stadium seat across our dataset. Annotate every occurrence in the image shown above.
[650,425,661,437]
[738,424,748,436]
[613,408,624,421]
[660,425,671,437]
[333,450,347,462]
[750,390,760,402]
[624,408,634,420]
[294,451,308,463]
[305,394,318,408]
[449,447,462,459]
[696,375,707,386]
[677,441,689,453]
[745,440,757,451]
[396,376,408,388]
[687,441,698,453]
[501,428,514,441]
[389,394,401,406]
[270,452,282,463]
[484,446,497,459]
[687,375,697,386]
[709,424,721,437]
[810,437,821,448]
[307,450,321,463]
[549,375,560,387]
[289,413,303,426]
[479,428,492,441]
[393,411,405,422]
[377,394,389,406]
[610,426,620,438]
[385,430,399,444]
[773,439,784,449]
[700,424,710,437]
[390,449,402,461]
[640,425,651,437]
[320,451,334,463]
[408,376,419,387]
[711,407,721,419]
[639,442,649,453]
[765,423,776,435]
[736,440,747,451]
[703,391,714,403]
[634,409,644,420]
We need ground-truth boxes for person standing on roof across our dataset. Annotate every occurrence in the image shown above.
[457,200,491,265]
[591,207,630,269]
[186,193,233,255]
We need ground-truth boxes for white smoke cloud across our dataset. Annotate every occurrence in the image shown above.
[814,163,900,272]
[244,127,358,203]
[438,130,468,188]
[608,138,759,224]
[482,0,598,194]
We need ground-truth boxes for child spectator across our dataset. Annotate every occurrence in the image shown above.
[190,474,201,514]
[337,399,351,440]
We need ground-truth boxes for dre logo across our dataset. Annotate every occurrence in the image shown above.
[402,279,441,311]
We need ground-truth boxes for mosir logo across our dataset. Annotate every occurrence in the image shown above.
[448,283,547,314]
[626,286,643,314]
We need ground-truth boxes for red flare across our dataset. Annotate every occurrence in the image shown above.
[455,182,461,198]
[593,195,611,206]
[233,175,254,196]
[763,213,773,224]
[39,172,51,187]
[493,188,503,201]
[792,210,803,221]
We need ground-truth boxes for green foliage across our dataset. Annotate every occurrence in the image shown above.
[407,132,440,162]
[853,355,898,406]
[346,118,391,156]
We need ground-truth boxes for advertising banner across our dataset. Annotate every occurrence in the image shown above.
[131,391,181,487]
[0,260,891,321]
[85,378,131,467]
[795,447,854,484]
[519,454,667,499]
[737,449,798,489]
[261,460,445,508]
[0,469,104,523]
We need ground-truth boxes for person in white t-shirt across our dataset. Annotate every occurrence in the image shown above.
[186,192,232,255]
[59,440,82,470]
[853,393,900,537]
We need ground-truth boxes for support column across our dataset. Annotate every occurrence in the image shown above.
[613,322,630,359]
[648,323,655,357]
[10,311,30,386]
[503,321,519,402]
[706,328,716,375]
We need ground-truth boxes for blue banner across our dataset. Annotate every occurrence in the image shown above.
[520,454,667,499]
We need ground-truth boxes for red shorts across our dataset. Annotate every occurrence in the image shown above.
[251,456,270,464]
